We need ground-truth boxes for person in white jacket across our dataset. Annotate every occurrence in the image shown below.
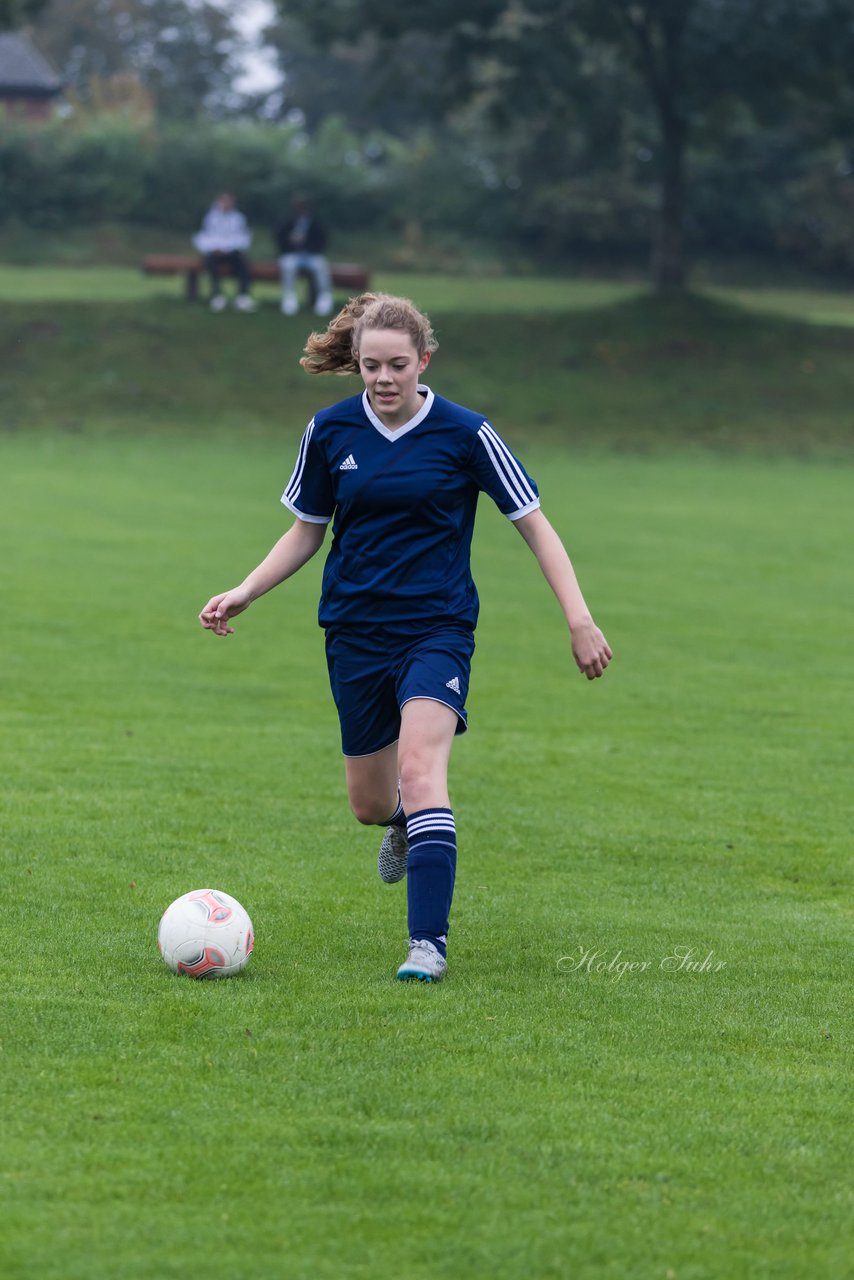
[193,192,257,312]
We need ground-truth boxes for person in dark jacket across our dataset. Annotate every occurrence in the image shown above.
[275,195,333,317]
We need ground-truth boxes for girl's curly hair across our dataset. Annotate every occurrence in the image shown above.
[300,292,438,374]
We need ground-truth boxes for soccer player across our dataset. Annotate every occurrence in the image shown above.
[199,293,612,982]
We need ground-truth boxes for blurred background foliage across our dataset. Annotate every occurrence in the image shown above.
[2,0,853,284]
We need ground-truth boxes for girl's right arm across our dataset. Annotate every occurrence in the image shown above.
[199,517,327,636]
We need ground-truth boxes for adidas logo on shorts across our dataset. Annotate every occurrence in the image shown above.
[339,454,358,471]
[445,676,461,695]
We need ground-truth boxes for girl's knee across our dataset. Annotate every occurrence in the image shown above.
[398,760,424,801]
[349,795,394,826]
[399,760,445,815]
[344,748,399,826]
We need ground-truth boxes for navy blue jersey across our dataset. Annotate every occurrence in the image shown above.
[281,386,539,631]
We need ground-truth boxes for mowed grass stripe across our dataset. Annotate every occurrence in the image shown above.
[1,264,853,329]
[0,264,643,311]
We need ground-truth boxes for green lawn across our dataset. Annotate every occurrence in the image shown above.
[2,262,852,327]
[0,262,644,311]
[2,275,853,1277]
[3,288,854,454]
[704,284,854,327]
[2,424,852,1279]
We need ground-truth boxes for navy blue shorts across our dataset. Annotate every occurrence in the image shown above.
[325,625,476,757]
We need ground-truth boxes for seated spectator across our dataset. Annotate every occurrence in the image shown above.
[193,192,257,313]
[275,195,333,317]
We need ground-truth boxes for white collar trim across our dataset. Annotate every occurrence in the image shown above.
[362,385,434,441]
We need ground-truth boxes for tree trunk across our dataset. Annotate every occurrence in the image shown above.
[630,8,689,290]
[651,105,686,290]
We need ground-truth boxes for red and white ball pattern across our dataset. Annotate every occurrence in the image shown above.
[158,888,254,978]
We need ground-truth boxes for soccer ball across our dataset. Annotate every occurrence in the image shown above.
[158,888,254,979]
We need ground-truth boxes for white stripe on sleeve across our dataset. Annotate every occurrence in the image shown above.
[477,426,527,509]
[479,421,537,506]
[283,419,315,508]
[281,494,331,524]
[506,497,540,522]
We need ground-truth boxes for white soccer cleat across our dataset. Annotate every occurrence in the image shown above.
[377,825,409,883]
[234,294,257,312]
[396,938,448,983]
[281,293,299,316]
[209,293,227,312]
[314,291,333,316]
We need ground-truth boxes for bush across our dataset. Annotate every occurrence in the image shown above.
[1,109,851,274]
[0,113,487,246]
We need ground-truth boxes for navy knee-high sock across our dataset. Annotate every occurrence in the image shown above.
[383,789,407,830]
[405,808,456,958]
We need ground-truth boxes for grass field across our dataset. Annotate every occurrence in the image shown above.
[2,261,854,327]
[2,278,853,1279]
[0,263,645,310]
[3,281,854,455]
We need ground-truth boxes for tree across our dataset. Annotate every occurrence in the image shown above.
[29,0,248,119]
[275,0,854,288]
[0,0,49,28]
[262,10,453,134]
[557,0,854,285]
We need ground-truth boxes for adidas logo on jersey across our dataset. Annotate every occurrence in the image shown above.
[445,676,461,695]
[339,454,358,471]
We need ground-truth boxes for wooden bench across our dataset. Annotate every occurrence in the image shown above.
[142,254,370,304]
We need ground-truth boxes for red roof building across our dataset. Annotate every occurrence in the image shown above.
[0,33,62,121]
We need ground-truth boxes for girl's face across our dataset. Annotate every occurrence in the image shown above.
[357,329,431,429]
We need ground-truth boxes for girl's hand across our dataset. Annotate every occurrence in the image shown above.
[570,619,613,680]
[198,587,252,636]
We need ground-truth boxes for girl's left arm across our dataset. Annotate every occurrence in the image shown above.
[513,509,612,680]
